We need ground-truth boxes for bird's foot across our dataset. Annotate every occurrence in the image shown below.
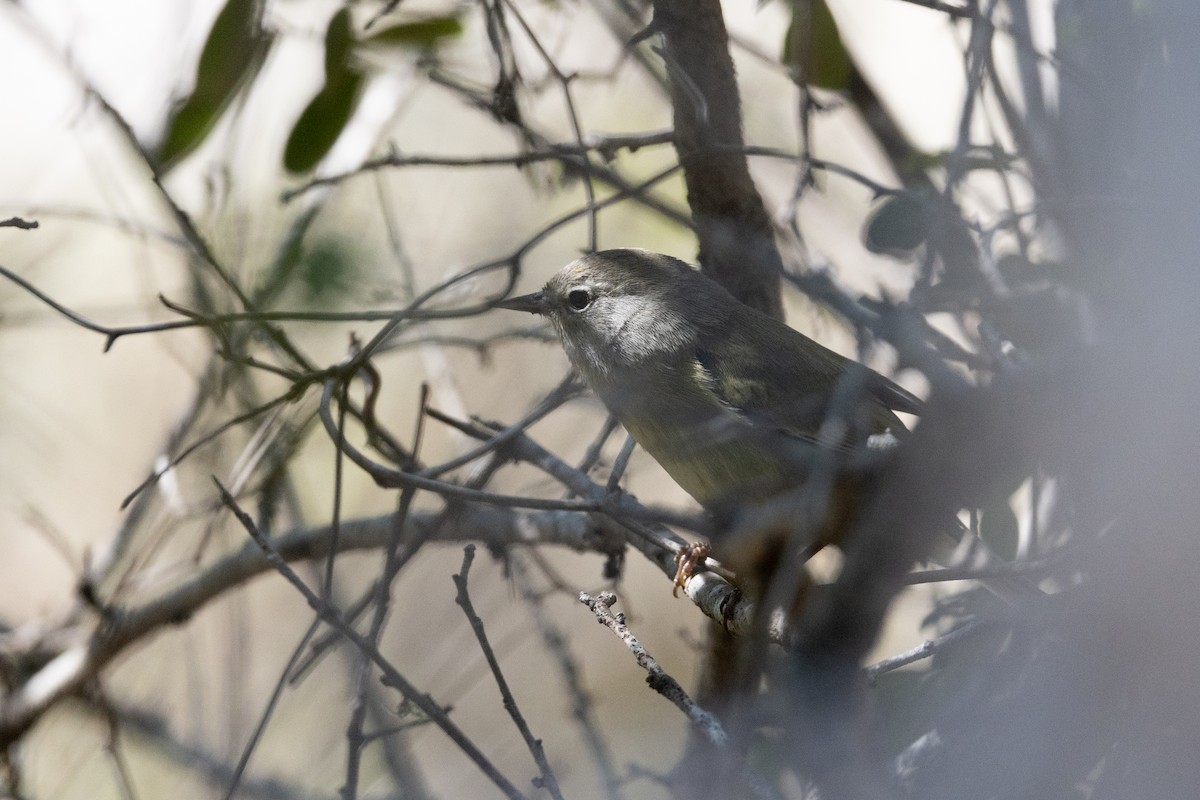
[672,541,712,597]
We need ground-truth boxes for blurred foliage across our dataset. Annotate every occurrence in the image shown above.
[9,0,1200,797]
[782,0,852,90]
[284,9,365,173]
[294,237,362,303]
[284,9,464,173]
[863,193,927,259]
[978,495,1019,563]
[156,0,272,172]
[364,15,464,48]
[157,3,463,174]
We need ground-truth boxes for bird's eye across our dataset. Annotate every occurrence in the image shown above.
[567,288,592,311]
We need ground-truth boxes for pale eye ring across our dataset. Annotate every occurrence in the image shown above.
[567,287,592,311]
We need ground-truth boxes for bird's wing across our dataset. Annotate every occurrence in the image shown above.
[694,310,919,453]
[864,367,924,416]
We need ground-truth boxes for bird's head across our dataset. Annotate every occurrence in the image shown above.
[498,249,722,376]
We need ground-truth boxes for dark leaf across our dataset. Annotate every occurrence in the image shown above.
[157,0,271,171]
[782,0,852,90]
[863,193,928,258]
[297,239,358,300]
[157,97,222,173]
[996,253,1038,285]
[283,72,364,174]
[365,15,464,49]
[324,8,356,77]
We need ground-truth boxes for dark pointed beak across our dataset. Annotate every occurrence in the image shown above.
[496,291,547,315]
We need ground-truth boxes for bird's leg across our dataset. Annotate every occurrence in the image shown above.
[673,541,712,597]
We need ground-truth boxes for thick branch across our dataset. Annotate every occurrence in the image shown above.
[0,506,621,749]
[652,0,785,319]
[783,353,1087,796]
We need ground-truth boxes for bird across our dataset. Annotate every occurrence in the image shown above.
[497,248,1031,602]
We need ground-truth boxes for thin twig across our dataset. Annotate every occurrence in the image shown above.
[510,554,626,800]
[604,434,637,494]
[420,372,582,478]
[578,591,727,746]
[215,480,529,800]
[320,377,608,513]
[222,618,323,800]
[864,620,989,684]
[454,546,564,799]
[343,384,430,800]
[576,414,622,475]
[0,217,38,230]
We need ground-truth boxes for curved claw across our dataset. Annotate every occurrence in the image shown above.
[672,541,712,597]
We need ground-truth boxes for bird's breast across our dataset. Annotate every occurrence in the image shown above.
[593,368,799,510]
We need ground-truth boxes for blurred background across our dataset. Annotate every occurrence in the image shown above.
[7,1,1198,799]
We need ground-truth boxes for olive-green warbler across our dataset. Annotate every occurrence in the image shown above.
[499,249,1035,601]
[499,249,918,505]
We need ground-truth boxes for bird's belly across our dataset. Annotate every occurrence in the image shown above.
[621,414,794,510]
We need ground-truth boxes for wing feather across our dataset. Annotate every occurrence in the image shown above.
[694,306,919,453]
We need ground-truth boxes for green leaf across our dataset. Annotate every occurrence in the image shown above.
[195,0,265,93]
[863,193,928,258]
[807,0,852,90]
[296,238,358,300]
[365,15,464,49]
[157,97,222,172]
[157,0,271,171]
[283,71,364,174]
[782,0,852,91]
[324,8,356,78]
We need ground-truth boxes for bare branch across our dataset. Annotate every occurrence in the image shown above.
[215,482,530,800]
[0,217,38,230]
[454,546,564,799]
[579,591,726,745]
